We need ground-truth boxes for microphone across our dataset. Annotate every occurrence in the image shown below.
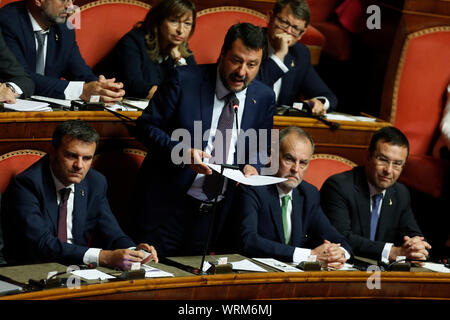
[231,96,240,142]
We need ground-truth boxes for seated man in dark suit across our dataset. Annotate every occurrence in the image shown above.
[258,0,337,115]
[0,27,34,103]
[321,126,431,263]
[1,120,157,268]
[235,126,351,268]
[0,0,124,102]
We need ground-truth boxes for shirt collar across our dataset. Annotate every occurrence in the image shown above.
[28,10,49,33]
[49,165,75,194]
[367,180,386,198]
[276,184,293,200]
[215,67,247,102]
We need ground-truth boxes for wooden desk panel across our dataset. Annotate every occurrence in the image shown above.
[1,271,449,300]
[0,111,390,165]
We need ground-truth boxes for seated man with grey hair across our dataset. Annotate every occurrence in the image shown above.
[234,126,351,268]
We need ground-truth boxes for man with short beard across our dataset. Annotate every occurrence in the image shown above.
[234,126,351,268]
[0,0,124,102]
[132,23,275,257]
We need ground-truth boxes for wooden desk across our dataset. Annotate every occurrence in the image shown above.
[0,111,390,165]
[1,271,449,300]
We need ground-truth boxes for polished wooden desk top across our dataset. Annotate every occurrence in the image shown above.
[0,111,390,164]
[0,255,449,301]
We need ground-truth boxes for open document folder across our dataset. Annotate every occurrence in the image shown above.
[206,163,287,186]
[3,98,52,112]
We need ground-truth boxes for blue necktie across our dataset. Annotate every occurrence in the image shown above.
[370,193,383,241]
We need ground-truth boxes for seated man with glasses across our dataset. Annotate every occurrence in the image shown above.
[320,126,431,263]
[258,0,337,115]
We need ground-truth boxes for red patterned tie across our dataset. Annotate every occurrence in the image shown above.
[58,188,71,242]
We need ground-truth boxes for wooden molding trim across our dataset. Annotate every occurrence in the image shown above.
[311,153,357,167]
[197,6,267,19]
[390,26,450,123]
[79,0,151,11]
[0,149,46,160]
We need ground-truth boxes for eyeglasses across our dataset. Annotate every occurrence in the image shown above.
[374,155,405,171]
[275,16,306,37]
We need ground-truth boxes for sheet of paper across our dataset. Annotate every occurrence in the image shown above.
[105,104,138,112]
[422,262,450,273]
[71,269,116,280]
[4,98,52,112]
[122,98,149,110]
[141,264,174,278]
[350,116,377,122]
[325,113,356,121]
[231,259,268,272]
[252,258,301,272]
[31,95,72,107]
[206,163,287,186]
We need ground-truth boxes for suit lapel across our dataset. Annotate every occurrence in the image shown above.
[290,188,303,246]
[72,181,88,243]
[240,83,258,133]
[42,161,58,235]
[268,185,285,243]
[376,187,395,241]
[279,51,295,101]
[21,8,39,71]
[200,65,216,150]
[354,168,372,238]
[45,26,58,75]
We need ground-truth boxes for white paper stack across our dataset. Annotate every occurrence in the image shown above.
[4,98,52,112]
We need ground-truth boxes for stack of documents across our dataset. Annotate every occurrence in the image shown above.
[4,98,52,112]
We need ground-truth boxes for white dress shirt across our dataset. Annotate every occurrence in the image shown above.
[367,182,392,263]
[267,43,329,110]
[187,69,246,202]
[50,168,101,265]
[28,11,84,100]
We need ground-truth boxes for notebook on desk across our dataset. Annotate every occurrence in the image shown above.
[0,279,23,296]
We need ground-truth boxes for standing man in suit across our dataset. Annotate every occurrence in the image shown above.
[320,126,431,263]
[0,0,124,102]
[258,0,337,115]
[133,23,275,257]
[1,120,157,268]
[235,126,351,267]
[0,27,34,103]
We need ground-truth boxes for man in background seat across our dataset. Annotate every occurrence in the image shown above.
[258,0,337,115]
[0,0,124,102]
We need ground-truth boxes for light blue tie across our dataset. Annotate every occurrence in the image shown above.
[370,194,383,241]
[35,31,46,75]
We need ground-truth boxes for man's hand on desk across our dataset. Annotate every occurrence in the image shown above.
[99,243,158,270]
[389,236,432,265]
[0,83,18,104]
[311,240,347,269]
[304,98,326,116]
[80,75,125,104]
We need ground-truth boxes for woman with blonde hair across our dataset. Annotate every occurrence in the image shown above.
[95,0,196,99]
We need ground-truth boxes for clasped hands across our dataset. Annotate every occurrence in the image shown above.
[311,240,347,269]
[389,236,431,266]
[81,75,125,104]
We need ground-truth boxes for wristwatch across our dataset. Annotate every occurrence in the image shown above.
[5,83,17,94]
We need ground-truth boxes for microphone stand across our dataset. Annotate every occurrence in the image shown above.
[199,163,239,275]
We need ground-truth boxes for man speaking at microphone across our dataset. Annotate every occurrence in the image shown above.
[132,23,275,257]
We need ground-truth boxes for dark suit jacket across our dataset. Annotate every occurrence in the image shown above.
[94,27,196,98]
[235,182,352,262]
[0,2,97,99]
[258,41,337,111]
[0,27,34,97]
[320,166,423,260]
[132,63,275,253]
[1,156,135,266]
